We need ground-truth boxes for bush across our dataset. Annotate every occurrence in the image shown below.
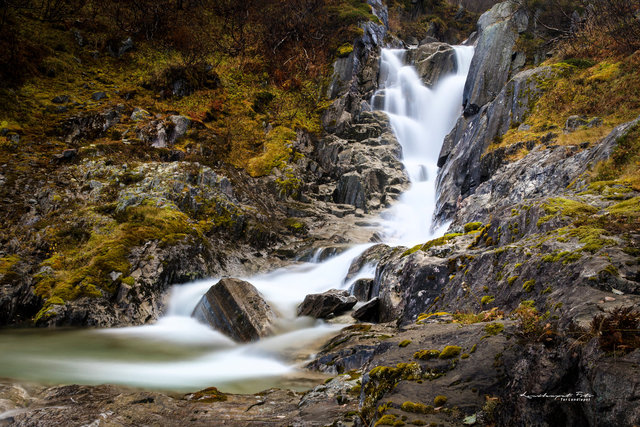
[591,306,640,354]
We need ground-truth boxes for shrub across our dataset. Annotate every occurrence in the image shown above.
[590,306,640,354]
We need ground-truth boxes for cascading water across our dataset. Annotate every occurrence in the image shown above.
[0,46,474,393]
[377,46,474,246]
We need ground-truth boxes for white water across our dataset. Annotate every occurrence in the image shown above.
[378,46,474,246]
[0,46,474,393]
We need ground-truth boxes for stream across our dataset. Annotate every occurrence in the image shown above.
[0,45,474,394]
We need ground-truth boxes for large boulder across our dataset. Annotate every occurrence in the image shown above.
[192,278,276,342]
[297,289,357,319]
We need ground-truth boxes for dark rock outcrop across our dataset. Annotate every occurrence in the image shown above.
[313,111,409,212]
[435,66,554,224]
[192,278,276,342]
[352,297,380,322]
[297,289,357,318]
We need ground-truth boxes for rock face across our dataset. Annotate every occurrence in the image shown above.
[463,1,529,110]
[435,65,554,223]
[313,111,409,212]
[322,0,392,134]
[192,278,276,342]
[297,289,357,318]
[407,42,457,87]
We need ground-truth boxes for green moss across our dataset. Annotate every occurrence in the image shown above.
[464,222,483,233]
[402,233,463,257]
[362,363,422,421]
[507,276,519,286]
[608,197,640,218]
[35,205,206,304]
[481,295,495,305]
[0,255,21,285]
[401,401,433,414]
[537,198,597,226]
[399,340,412,348]
[541,286,552,295]
[433,395,447,407]
[484,323,504,336]
[470,344,477,353]
[460,353,470,359]
[438,346,461,359]
[121,276,135,286]
[522,280,536,293]
[520,300,536,308]
[414,349,440,360]
[375,414,404,426]
[559,226,615,253]
[336,43,354,58]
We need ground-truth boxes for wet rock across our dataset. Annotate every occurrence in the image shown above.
[409,42,456,87]
[313,111,409,212]
[192,278,276,342]
[297,289,357,319]
[351,278,374,302]
[352,297,380,322]
[374,251,450,324]
[452,115,640,226]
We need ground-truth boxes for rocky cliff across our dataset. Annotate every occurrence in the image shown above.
[0,0,639,426]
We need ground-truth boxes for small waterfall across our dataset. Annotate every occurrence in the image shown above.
[377,46,475,246]
[0,45,475,393]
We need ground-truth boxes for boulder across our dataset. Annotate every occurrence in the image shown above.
[297,289,357,319]
[351,297,380,322]
[63,108,121,144]
[564,115,602,133]
[168,115,190,143]
[91,92,107,101]
[192,278,276,342]
[350,278,374,302]
[409,42,457,87]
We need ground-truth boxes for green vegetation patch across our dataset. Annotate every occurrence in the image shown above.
[438,345,462,359]
[414,349,440,360]
[362,363,422,421]
[402,233,463,257]
[537,198,597,226]
[464,222,483,233]
[484,323,505,336]
[522,280,536,293]
[36,205,207,303]
[401,401,433,414]
[433,395,447,407]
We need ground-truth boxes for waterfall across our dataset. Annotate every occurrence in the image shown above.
[0,45,475,393]
[377,46,474,246]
